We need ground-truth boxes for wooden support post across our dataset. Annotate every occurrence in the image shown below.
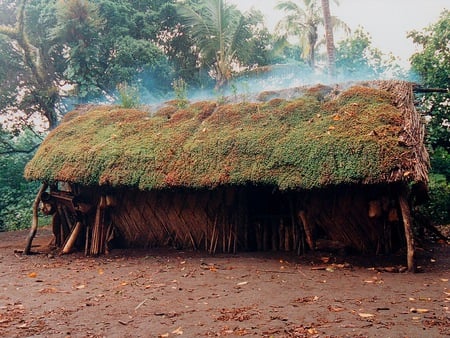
[24,183,48,255]
[299,210,315,251]
[90,196,106,255]
[52,212,62,247]
[398,187,416,272]
[62,221,82,254]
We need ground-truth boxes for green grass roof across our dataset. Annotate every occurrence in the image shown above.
[25,81,428,190]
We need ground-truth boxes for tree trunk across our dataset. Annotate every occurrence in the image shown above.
[398,187,416,272]
[24,183,48,255]
[321,0,336,77]
[0,0,59,129]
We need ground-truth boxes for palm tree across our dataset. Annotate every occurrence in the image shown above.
[276,0,349,69]
[177,0,252,88]
[276,0,321,68]
[321,0,335,76]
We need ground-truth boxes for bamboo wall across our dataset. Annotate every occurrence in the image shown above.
[46,184,405,256]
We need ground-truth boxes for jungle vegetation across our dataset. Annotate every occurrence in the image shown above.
[0,0,448,230]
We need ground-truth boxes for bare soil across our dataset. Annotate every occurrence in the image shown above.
[0,227,448,338]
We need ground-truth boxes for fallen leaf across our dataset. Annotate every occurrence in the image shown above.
[358,313,375,318]
[307,328,318,334]
[159,333,169,338]
[328,305,345,312]
[410,308,429,314]
[27,272,37,278]
[172,327,183,335]
[441,278,448,282]
[98,268,104,275]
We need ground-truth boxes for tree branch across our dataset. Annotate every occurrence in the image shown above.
[413,86,449,93]
[0,142,40,155]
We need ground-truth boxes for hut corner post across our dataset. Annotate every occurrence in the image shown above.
[398,185,416,273]
[24,183,48,255]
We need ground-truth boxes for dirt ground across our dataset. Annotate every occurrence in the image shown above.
[0,227,448,338]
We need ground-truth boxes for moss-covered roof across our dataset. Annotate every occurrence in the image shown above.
[25,80,429,190]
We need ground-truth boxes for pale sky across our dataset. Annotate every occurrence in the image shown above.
[228,0,449,67]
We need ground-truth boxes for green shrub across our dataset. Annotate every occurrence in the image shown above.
[419,174,450,225]
[117,83,140,108]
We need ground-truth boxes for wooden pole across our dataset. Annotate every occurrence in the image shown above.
[299,210,315,251]
[398,187,416,272]
[62,221,82,254]
[24,183,48,255]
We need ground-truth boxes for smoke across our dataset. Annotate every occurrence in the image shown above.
[150,62,414,105]
[61,61,414,113]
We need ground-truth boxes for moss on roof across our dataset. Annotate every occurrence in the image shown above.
[24,81,428,190]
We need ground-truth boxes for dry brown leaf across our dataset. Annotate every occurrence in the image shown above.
[172,327,183,335]
[410,308,429,313]
[27,272,37,278]
[358,313,375,318]
[328,305,345,312]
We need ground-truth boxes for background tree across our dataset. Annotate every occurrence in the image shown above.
[409,10,450,226]
[321,0,335,76]
[53,0,174,103]
[0,128,44,231]
[177,0,268,88]
[335,27,403,80]
[275,0,348,69]
[0,0,177,230]
[0,0,62,130]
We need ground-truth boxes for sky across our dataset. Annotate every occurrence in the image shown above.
[228,0,449,67]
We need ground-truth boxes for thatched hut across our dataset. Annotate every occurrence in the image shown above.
[24,80,429,271]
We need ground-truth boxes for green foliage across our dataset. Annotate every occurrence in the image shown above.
[408,10,450,88]
[430,146,450,180]
[409,10,450,225]
[275,0,349,68]
[0,154,40,231]
[409,10,449,151]
[418,174,450,225]
[172,78,188,108]
[335,27,403,80]
[0,130,44,231]
[117,83,140,108]
[177,0,272,87]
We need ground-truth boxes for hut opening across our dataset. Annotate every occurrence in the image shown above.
[24,80,429,271]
